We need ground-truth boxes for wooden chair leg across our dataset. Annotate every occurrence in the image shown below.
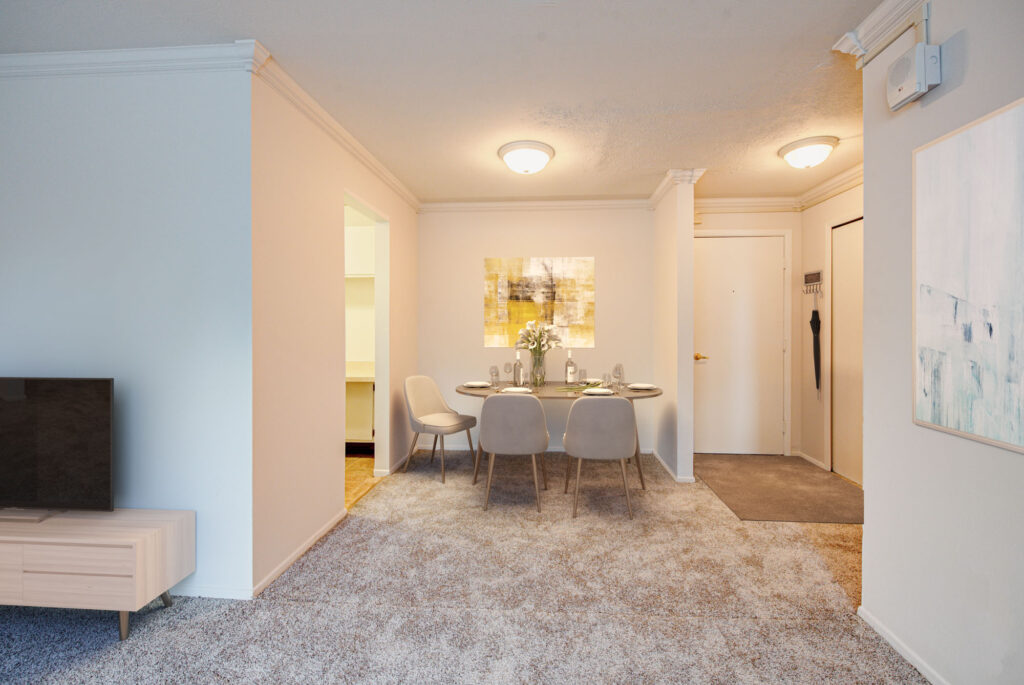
[402,432,420,472]
[473,442,483,484]
[572,458,583,518]
[484,453,496,510]
[539,453,548,490]
[620,459,634,520]
[531,454,542,512]
[430,435,438,464]
[564,454,574,493]
[466,428,475,465]
[440,434,447,484]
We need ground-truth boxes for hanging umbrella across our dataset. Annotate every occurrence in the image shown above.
[810,309,822,390]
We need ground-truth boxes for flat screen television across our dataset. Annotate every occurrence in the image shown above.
[0,378,113,511]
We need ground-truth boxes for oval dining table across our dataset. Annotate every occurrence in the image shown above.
[456,381,662,490]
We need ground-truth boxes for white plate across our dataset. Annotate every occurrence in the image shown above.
[627,383,656,391]
[463,381,491,388]
[500,386,532,394]
[582,387,614,395]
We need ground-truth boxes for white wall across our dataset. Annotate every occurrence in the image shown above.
[0,64,255,597]
[797,187,863,466]
[416,204,656,452]
[859,2,1024,682]
[652,178,698,480]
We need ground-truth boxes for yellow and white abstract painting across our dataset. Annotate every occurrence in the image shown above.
[484,257,595,348]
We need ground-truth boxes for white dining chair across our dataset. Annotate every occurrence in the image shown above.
[479,394,549,512]
[563,396,638,519]
[402,375,477,483]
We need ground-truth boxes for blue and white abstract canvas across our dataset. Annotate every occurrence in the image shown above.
[914,99,1024,452]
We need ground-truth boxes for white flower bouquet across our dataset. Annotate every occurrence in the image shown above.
[515,320,561,386]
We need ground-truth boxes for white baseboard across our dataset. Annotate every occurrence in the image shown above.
[792,449,829,470]
[251,508,348,597]
[857,605,949,685]
[652,449,697,483]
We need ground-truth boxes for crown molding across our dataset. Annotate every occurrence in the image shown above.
[252,55,420,210]
[649,168,707,206]
[797,163,863,210]
[833,0,927,65]
[694,197,799,214]
[0,39,267,79]
[418,199,650,214]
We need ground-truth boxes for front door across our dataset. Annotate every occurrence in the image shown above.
[694,236,786,454]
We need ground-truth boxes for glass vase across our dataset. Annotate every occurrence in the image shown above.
[531,351,546,387]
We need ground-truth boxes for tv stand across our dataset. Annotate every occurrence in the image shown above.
[0,508,62,523]
[0,508,195,640]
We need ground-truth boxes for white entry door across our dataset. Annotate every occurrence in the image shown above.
[831,219,864,484]
[694,236,786,454]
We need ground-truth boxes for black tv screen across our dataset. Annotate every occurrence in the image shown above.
[0,378,113,511]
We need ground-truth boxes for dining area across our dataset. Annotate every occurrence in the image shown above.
[401,319,662,520]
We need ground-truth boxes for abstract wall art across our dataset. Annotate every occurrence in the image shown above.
[483,257,595,348]
[913,98,1024,453]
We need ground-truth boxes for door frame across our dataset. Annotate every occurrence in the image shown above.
[694,228,793,456]
[824,215,864,474]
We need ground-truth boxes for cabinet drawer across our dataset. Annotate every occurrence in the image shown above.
[24,544,135,576]
[23,572,134,610]
[0,543,23,570]
[0,569,22,602]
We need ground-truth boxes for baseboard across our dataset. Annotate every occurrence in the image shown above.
[251,507,348,597]
[169,582,254,600]
[792,450,829,470]
[857,605,949,685]
[652,449,697,483]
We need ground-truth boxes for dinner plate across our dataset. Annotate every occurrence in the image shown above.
[500,386,532,394]
[463,381,491,388]
[627,383,656,391]
[584,378,604,385]
[582,387,614,395]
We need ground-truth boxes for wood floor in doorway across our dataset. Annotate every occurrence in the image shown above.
[345,456,382,509]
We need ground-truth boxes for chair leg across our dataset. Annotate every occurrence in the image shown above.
[531,454,542,513]
[620,459,634,520]
[484,453,496,510]
[633,420,646,490]
[473,442,483,485]
[564,454,574,493]
[466,428,475,464]
[572,458,583,518]
[539,453,548,490]
[402,432,420,472]
[440,434,447,484]
[430,435,438,464]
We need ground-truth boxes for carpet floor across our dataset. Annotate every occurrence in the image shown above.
[694,453,864,524]
[0,451,920,684]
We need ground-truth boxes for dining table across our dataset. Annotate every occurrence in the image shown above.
[456,380,662,489]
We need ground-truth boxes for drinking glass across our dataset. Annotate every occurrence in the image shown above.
[579,368,588,385]
[613,363,624,390]
[489,366,500,387]
[602,373,612,388]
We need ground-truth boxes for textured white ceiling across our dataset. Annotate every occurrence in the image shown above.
[0,0,876,201]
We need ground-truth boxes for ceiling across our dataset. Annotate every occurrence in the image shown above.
[0,0,876,202]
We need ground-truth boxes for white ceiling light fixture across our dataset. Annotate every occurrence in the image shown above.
[778,136,839,169]
[498,140,555,174]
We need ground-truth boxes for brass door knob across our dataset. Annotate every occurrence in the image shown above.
[694,353,709,361]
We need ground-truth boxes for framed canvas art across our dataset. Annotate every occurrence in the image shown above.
[483,257,595,348]
[913,98,1024,453]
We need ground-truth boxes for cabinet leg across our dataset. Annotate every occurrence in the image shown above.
[160,591,173,608]
[119,611,129,640]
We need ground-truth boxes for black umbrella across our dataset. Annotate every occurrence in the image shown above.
[810,309,822,390]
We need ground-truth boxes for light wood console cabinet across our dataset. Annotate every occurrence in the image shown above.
[0,508,195,639]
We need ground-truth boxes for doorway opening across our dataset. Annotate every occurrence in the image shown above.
[343,196,390,507]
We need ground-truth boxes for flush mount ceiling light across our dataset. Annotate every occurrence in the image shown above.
[498,140,555,174]
[778,136,840,169]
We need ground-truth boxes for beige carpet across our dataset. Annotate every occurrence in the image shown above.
[1,450,917,683]
[694,453,864,524]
